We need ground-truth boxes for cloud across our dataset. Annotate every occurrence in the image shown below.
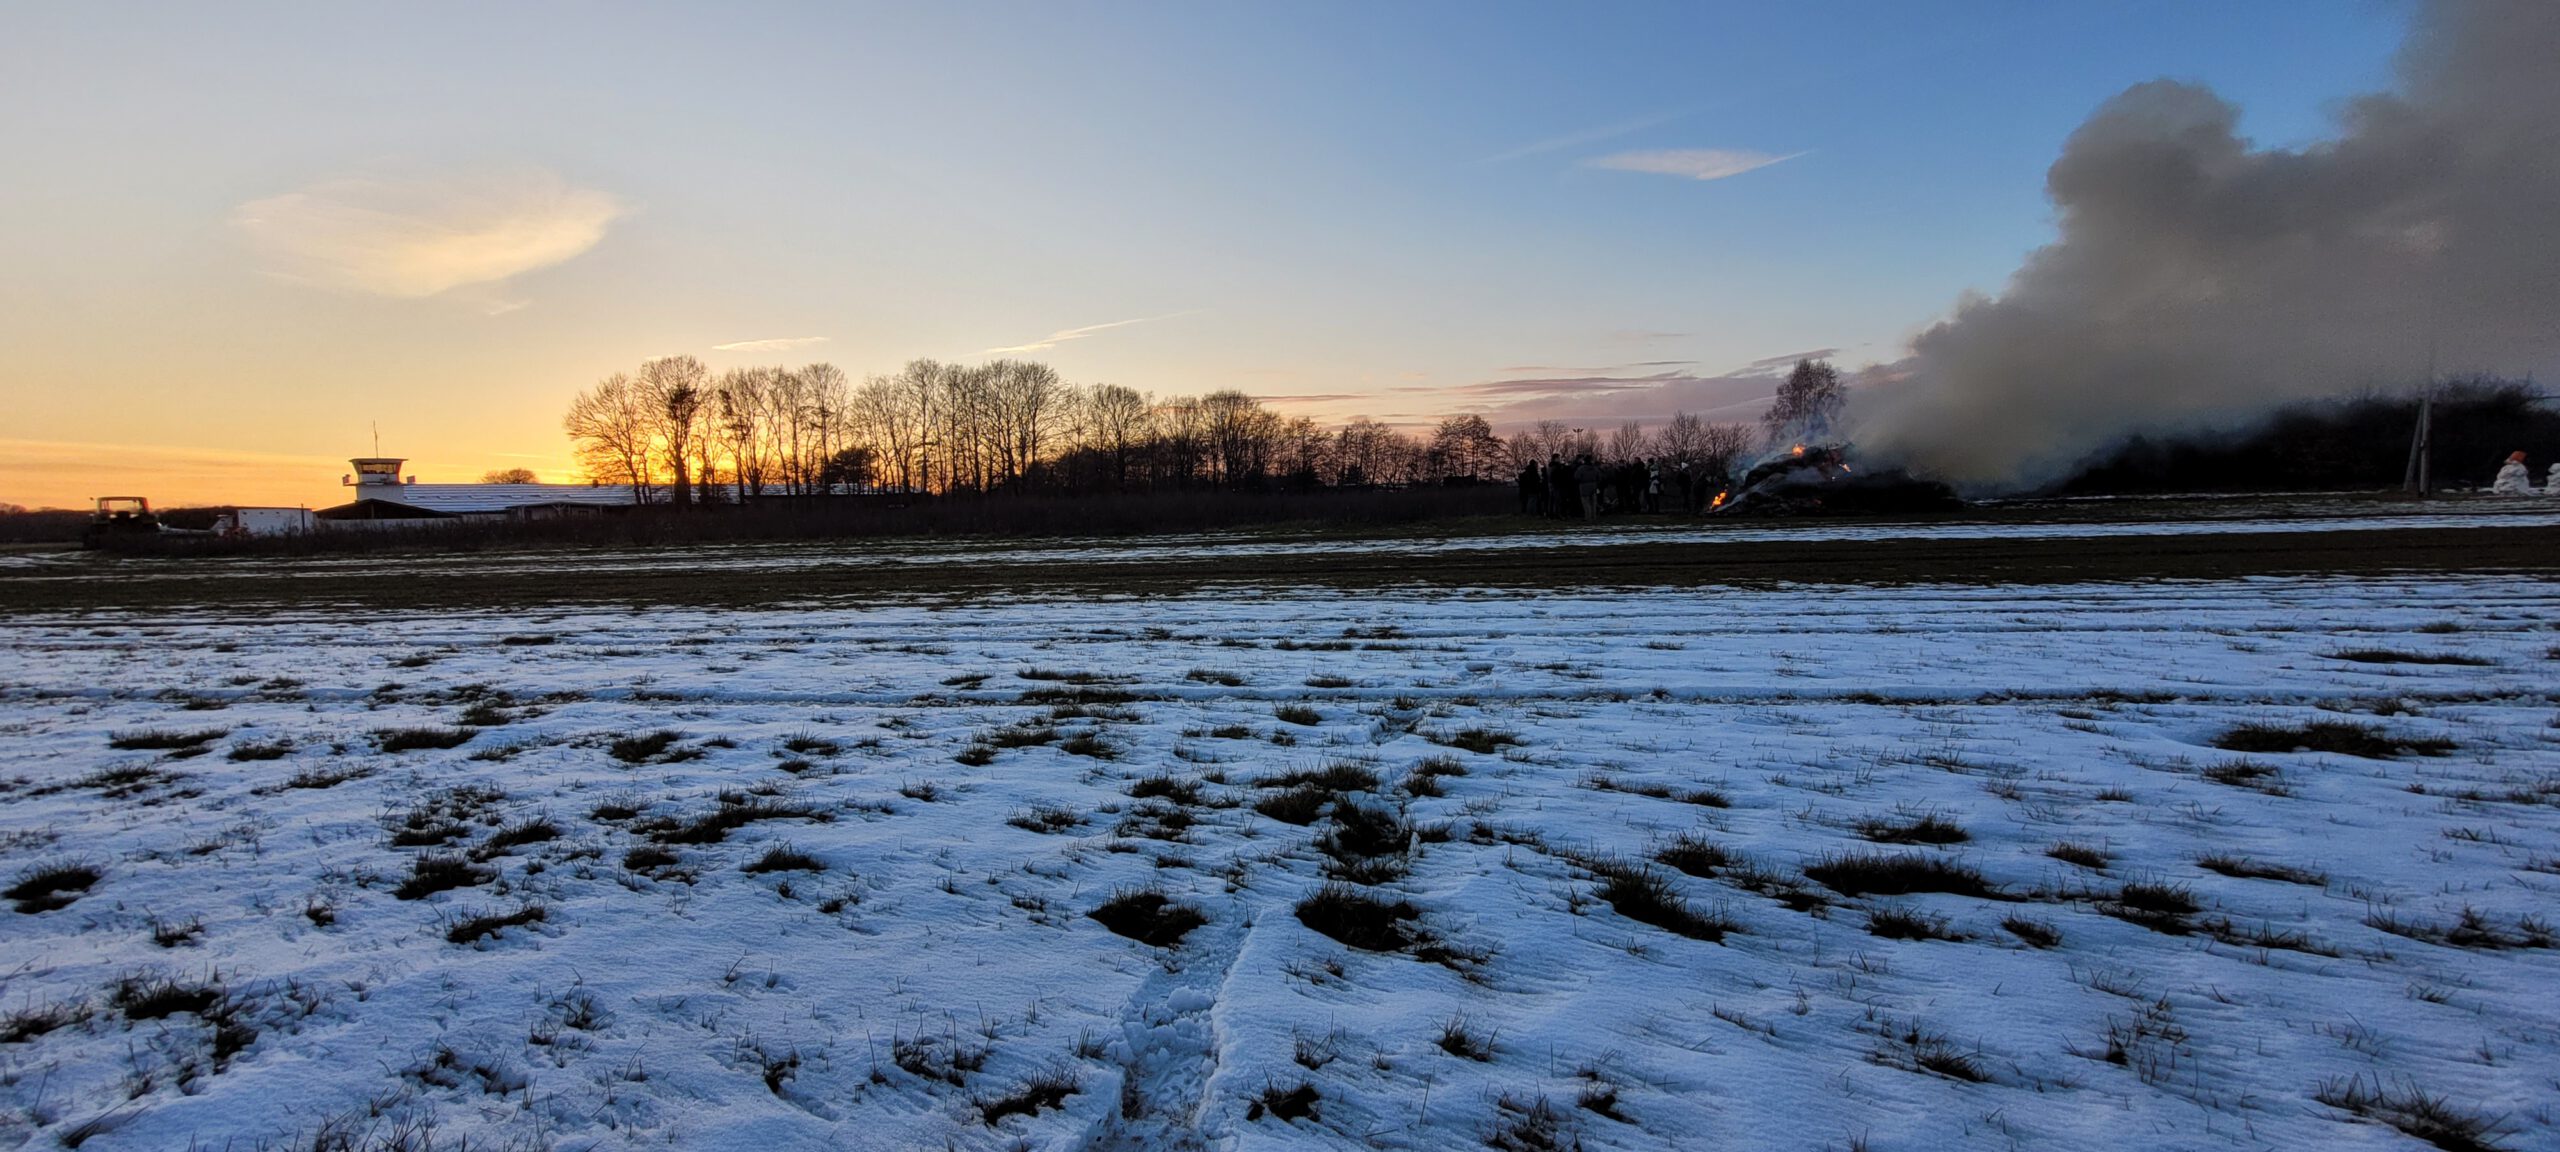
[1740,347,1841,373]
[232,169,626,298]
[712,336,830,353]
[1478,109,1691,165]
[1585,148,1805,182]
[978,310,1202,356]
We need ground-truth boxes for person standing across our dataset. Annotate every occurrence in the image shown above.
[2493,451,2534,494]
[1575,455,1602,520]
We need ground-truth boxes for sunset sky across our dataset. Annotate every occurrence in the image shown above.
[0,1,2408,509]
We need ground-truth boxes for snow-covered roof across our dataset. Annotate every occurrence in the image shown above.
[369,484,649,514]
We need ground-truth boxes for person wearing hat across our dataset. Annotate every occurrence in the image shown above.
[2492,450,2533,494]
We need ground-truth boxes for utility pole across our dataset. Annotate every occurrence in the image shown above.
[2403,335,2438,497]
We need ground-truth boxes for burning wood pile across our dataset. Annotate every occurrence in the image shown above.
[1709,443,1963,518]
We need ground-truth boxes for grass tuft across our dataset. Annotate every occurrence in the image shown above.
[2213,720,2453,759]
[1294,883,1418,951]
[6,860,102,913]
[1804,851,1998,898]
[1088,889,1208,947]
[394,854,494,901]
[445,903,547,945]
[2315,1073,2511,1152]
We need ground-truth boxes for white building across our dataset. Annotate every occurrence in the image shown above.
[315,457,653,524]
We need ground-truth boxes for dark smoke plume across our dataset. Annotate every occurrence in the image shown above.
[1853,0,2560,492]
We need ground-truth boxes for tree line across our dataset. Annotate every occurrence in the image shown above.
[561,354,1788,506]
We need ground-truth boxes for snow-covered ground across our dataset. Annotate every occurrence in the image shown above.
[2,576,2556,1151]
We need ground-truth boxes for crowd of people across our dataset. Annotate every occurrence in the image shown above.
[1516,455,1727,520]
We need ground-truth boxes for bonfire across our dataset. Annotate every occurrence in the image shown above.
[1711,443,1963,517]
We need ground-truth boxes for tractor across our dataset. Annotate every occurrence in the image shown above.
[82,496,162,547]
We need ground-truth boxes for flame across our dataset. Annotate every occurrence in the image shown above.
[1840,463,1852,473]
[1789,444,1805,457]
[1710,490,1727,509]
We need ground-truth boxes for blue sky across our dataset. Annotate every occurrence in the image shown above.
[0,0,2411,503]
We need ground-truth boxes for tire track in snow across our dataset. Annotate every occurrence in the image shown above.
[1085,911,1253,1152]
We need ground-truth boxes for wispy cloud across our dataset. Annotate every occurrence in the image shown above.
[712,336,830,353]
[1479,109,1690,165]
[1585,148,1805,182]
[232,168,626,299]
[977,310,1202,356]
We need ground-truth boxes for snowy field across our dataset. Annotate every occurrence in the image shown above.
[2,575,2557,1150]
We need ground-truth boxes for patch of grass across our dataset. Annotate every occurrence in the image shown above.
[1804,851,1998,898]
[1129,774,1203,804]
[1432,727,1522,755]
[1207,724,1252,739]
[445,903,547,945]
[1274,703,1323,726]
[2002,915,2062,948]
[1654,833,1730,877]
[985,722,1059,749]
[2202,758,2290,793]
[1436,1015,1494,1061]
[375,726,474,753]
[456,701,513,727]
[2213,720,2453,758]
[976,1067,1078,1125]
[1059,730,1118,759]
[1874,1019,1989,1083]
[1305,675,1355,689]
[2414,620,2465,634]
[622,844,679,872]
[780,732,841,757]
[2197,853,2327,886]
[473,817,559,858]
[1259,762,1379,793]
[1488,1093,1576,1152]
[1088,889,1208,947]
[6,860,101,913]
[2325,648,2492,666]
[1254,786,1331,826]
[1856,811,1969,845]
[226,739,293,762]
[285,764,369,790]
[394,854,494,900]
[149,914,205,948]
[1184,669,1246,687]
[955,743,997,766]
[0,1000,87,1043]
[590,795,645,821]
[1318,803,1413,884]
[1246,1080,1319,1123]
[645,798,830,846]
[112,975,221,1020]
[743,844,825,874]
[608,730,684,763]
[2315,1073,2511,1152]
[1295,883,1419,951]
[1597,865,1735,942]
[1006,805,1082,834]
[2046,841,2109,870]
[499,634,557,646]
[2366,906,2554,951]
[107,728,225,751]
[2115,881,2201,916]
[1867,906,1965,941]
[1018,686,1138,707]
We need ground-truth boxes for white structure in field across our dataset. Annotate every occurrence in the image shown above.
[318,457,649,523]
